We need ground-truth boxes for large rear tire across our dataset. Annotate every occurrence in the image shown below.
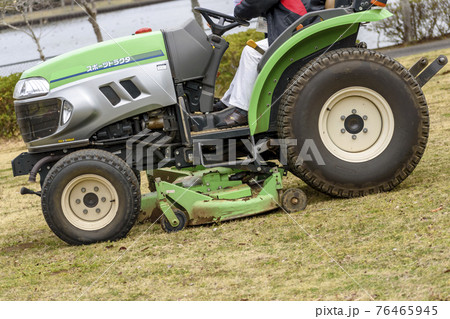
[278,48,429,197]
[41,149,141,245]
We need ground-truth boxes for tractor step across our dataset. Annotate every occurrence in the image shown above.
[191,126,250,139]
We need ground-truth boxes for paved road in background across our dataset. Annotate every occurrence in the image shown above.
[380,38,450,58]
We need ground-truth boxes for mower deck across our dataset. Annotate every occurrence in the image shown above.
[140,166,302,231]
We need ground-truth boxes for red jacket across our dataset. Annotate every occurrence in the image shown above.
[235,0,327,45]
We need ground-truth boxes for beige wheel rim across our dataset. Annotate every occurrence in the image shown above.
[318,86,394,163]
[61,174,119,231]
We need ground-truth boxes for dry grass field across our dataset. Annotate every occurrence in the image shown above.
[0,49,449,301]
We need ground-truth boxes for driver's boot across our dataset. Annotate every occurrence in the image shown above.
[215,107,248,128]
[213,100,228,112]
[191,106,248,131]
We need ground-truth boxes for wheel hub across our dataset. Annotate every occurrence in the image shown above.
[83,193,99,208]
[344,114,365,134]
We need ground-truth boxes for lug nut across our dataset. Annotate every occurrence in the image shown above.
[94,187,99,192]
[340,115,345,121]
[341,129,346,134]
[363,128,368,133]
[352,109,357,114]
[81,188,86,193]
[75,199,81,204]
[83,209,88,214]
[101,197,106,202]
[352,135,357,140]
[363,115,368,120]
[96,208,101,213]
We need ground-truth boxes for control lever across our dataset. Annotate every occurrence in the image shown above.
[246,40,266,55]
[20,187,41,197]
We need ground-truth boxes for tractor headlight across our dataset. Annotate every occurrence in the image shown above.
[61,101,73,125]
[13,77,50,100]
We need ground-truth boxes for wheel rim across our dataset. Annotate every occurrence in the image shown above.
[318,86,395,163]
[61,174,119,231]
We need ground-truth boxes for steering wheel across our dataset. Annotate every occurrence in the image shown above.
[194,7,250,37]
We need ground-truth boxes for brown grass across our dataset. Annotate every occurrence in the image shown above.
[0,49,449,301]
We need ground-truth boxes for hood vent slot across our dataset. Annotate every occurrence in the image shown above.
[120,80,141,99]
[100,85,121,106]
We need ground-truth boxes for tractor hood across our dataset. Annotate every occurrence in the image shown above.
[21,31,168,90]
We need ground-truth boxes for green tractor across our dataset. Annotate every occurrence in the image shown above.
[11,1,447,244]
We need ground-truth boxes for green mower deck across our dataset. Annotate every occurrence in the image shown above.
[141,167,306,232]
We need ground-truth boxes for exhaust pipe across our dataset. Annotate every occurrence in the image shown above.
[28,155,63,183]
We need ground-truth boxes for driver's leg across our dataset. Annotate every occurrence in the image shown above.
[216,39,269,128]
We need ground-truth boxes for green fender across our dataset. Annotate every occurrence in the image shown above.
[248,9,393,135]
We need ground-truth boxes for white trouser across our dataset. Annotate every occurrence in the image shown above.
[221,38,269,111]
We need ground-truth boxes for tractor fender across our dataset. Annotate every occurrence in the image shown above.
[248,9,393,135]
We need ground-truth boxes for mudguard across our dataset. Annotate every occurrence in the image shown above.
[248,9,393,135]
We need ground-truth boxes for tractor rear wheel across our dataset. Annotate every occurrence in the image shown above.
[41,149,141,245]
[278,48,429,197]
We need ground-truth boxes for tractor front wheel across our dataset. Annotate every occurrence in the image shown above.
[278,48,429,197]
[41,149,141,245]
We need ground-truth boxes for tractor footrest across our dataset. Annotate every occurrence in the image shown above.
[191,126,250,139]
